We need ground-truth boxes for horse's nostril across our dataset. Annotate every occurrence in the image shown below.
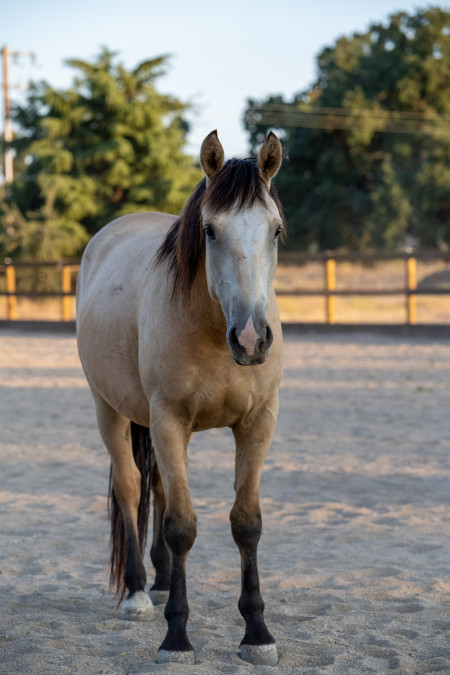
[229,327,244,352]
[254,325,273,355]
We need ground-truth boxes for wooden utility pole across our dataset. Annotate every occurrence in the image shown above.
[1,46,36,183]
[2,46,13,183]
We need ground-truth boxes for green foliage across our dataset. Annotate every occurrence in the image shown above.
[0,48,202,259]
[245,7,450,250]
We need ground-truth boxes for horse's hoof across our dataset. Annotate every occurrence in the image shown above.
[122,590,153,620]
[149,588,170,606]
[157,649,195,664]
[240,643,279,666]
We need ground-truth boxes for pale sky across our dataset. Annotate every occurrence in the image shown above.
[3,1,446,159]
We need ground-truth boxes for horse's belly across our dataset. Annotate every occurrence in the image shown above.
[77,311,150,426]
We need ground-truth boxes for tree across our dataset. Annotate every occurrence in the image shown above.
[0,48,202,259]
[244,8,450,250]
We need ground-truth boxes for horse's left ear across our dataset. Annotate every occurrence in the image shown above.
[200,130,225,181]
[258,131,282,186]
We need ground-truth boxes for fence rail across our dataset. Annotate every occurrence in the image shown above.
[277,251,450,325]
[1,252,450,324]
[0,261,79,322]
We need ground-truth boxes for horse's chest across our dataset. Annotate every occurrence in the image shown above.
[189,378,257,431]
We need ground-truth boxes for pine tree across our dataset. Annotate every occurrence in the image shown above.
[0,48,202,259]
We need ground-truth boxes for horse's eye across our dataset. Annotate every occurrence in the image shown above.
[204,224,216,240]
[274,225,283,238]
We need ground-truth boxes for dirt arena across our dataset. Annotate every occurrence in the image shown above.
[1,330,450,674]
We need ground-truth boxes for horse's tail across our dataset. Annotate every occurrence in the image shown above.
[108,421,153,602]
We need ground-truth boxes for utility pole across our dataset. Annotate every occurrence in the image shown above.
[2,46,13,183]
[1,46,36,183]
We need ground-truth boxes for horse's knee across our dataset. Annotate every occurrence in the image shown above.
[163,511,197,557]
[230,507,262,552]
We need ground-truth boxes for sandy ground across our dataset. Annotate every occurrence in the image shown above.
[1,330,450,674]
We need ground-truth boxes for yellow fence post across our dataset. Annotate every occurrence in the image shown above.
[325,257,336,324]
[5,264,17,320]
[406,256,417,325]
[61,265,72,321]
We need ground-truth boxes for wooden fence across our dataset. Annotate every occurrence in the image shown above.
[275,250,450,325]
[1,251,450,324]
[0,260,79,322]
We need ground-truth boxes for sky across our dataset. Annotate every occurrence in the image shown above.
[3,1,447,159]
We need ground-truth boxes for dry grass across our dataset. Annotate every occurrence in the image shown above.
[1,258,449,324]
[275,257,450,324]
[0,297,76,321]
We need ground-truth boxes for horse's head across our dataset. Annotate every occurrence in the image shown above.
[200,130,284,366]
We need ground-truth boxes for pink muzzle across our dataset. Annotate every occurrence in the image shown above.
[237,316,260,356]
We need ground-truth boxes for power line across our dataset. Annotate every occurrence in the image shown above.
[245,105,450,136]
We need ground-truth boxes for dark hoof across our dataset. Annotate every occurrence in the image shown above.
[240,643,278,666]
[157,649,195,664]
[149,588,170,606]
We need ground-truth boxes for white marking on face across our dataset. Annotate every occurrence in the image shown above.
[202,197,281,326]
[237,315,260,355]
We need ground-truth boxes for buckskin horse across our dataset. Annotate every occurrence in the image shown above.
[76,130,285,665]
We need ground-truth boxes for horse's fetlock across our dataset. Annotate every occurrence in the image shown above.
[239,592,265,619]
[124,564,146,594]
[123,533,147,594]
[164,596,189,623]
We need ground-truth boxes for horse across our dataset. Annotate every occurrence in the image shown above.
[76,130,285,666]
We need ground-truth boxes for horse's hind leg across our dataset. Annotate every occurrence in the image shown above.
[149,459,170,605]
[94,395,152,619]
[230,402,279,666]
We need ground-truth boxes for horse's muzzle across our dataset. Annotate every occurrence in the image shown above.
[227,323,273,366]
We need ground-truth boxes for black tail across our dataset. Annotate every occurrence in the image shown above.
[108,422,153,602]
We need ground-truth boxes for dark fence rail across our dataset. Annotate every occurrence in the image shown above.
[1,251,450,324]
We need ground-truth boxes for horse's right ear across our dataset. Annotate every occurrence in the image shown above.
[200,130,225,181]
[258,131,282,186]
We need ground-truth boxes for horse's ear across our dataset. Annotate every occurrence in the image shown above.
[257,131,282,186]
[200,130,225,181]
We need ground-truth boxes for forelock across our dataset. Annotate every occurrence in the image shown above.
[202,158,269,215]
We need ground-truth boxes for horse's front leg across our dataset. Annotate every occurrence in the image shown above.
[150,406,197,664]
[231,402,279,666]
